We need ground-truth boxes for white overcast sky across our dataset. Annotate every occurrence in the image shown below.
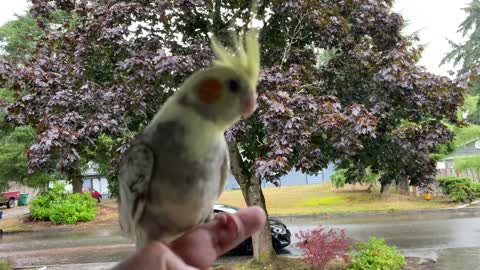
[0,0,472,76]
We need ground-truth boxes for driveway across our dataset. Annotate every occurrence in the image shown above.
[1,205,29,218]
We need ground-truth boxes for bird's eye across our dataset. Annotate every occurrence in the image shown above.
[227,79,240,93]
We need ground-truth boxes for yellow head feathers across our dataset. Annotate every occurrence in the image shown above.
[210,30,260,90]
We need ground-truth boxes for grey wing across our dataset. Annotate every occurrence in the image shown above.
[218,147,230,198]
[118,142,155,238]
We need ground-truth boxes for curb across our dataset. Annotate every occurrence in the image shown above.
[13,262,117,270]
[457,200,480,208]
[1,224,120,236]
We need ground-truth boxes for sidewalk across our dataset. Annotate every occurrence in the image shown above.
[14,248,480,270]
[434,247,480,270]
[15,262,117,270]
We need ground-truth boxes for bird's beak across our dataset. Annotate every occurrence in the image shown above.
[241,93,257,119]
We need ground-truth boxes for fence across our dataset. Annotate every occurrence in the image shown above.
[437,168,480,182]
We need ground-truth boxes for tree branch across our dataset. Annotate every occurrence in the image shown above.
[280,11,307,70]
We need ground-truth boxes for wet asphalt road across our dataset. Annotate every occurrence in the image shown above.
[278,208,480,261]
[1,208,480,268]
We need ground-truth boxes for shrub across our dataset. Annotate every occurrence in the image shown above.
[348,237,405,270]
[331,169,348,188]
[0,260,11,270]
[472,182,480,198]
[436,177,478,203]
[296,226,354,270]
[30,182,97,224]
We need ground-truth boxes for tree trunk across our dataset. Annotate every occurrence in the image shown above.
[381,181,391,198]
[227,141,276,261]
[397,175,409,194]
[242,177,276,260]
[69,170,83,194]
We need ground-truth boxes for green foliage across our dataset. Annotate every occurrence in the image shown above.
[331,167,379,188]
[0,14,42,63]
[442,0,480,70]
[437,177,480,203]
[472,182,480,198]
[0,88,15,103]
[467,96,480,124]
[443,0,480,111]
[314,47,339,68]
[454,156,480,170]
[446,123,480,147]
[0,112,55,190]
[91,134,120,197]
[30,182,97,224]
[459,95,480,122]
[0,260,11,270]
[463,95,479,114]
[331,169,348,188]
[430,153,447,162]
[349,237,405,270]
[430,141,456,161]
[1,88,58,191]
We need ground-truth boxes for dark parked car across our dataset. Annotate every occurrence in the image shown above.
[213,204,291,254]
[82,187,102,203]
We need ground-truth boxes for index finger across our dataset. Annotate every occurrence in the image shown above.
[170,206,266,270]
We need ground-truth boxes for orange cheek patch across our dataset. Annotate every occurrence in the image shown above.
[197,79,223,104]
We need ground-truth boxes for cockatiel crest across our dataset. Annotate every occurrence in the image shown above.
[210,30,260,91]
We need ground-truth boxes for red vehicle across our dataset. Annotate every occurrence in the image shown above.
[82,187,103,203]
[0,191,20,208]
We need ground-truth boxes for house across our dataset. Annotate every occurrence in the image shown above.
[51,161,335,194]
[224,162,335,190]
[437,138,480,182]
[81,163,110,198]
[49,162,110,197]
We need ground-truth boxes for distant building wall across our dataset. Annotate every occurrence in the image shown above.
[82,176,110,198]
[49,162,111,196]
[449,140,480,157]
[436,139,480,182]
[224,162,335,190]
[49,176,110,197]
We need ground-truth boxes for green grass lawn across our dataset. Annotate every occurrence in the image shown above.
[217,183,455,216]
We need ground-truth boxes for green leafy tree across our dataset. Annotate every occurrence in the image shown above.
[443,0,480,122]
[0,13,66,190]
[442,0,480,77]
[0,89,55,191]
[0,14,42,64]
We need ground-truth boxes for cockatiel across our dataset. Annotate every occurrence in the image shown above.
[118,30,260,248]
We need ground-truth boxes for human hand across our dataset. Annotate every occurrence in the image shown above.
[112,206,266,270]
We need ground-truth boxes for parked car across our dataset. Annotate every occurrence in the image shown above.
[82,187,102,202]
[213,204,291,254]
[0,191,20,209]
